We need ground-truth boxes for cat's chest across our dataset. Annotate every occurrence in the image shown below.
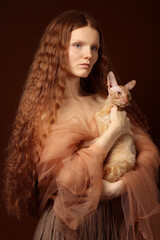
[95,107,112,135]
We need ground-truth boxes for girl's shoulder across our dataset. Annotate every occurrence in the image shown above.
[93,93,106,104]
[56,93,106,123]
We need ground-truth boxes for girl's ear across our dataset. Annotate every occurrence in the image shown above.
[107,71,118,88]
[125,80,136,90]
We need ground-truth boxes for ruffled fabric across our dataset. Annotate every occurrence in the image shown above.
[36,99,160,239]
[33,199,124,240]
[37,115,107,233]
[120,124,160,240]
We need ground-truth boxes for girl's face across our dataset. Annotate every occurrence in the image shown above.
[68,26,100,79]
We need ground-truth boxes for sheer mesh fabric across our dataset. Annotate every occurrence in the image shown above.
[36,94,160,239]
[120,124,160,239]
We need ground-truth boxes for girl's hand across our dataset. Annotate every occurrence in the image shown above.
[100,179,124,201]
[109,105,132,136]
[81,106,132,158]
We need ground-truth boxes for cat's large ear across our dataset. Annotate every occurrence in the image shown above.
[107,71,118,88]
[125,80,136,90]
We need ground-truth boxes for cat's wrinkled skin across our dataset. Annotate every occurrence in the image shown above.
[95,71,136,182]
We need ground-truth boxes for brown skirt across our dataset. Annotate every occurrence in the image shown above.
[33,198,124,240]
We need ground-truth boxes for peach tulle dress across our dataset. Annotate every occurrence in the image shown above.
[33,93,160,240]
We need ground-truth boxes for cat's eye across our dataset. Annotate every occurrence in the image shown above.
[117,92,122,96]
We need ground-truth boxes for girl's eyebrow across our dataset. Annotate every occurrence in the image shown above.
[70,40,100,47]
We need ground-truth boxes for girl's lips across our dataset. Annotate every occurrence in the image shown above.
[80,64,90,68]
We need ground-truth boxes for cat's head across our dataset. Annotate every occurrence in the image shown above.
[107,71,136,108]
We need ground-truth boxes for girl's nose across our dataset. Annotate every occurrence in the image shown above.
[84,47,92,59]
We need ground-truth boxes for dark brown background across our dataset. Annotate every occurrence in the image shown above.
[1,0,160,239]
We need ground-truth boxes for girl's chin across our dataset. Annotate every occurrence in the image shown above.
[68,70,91,79]
[71,74,90,79]
[78,71,91,78]
[80,74,90,78]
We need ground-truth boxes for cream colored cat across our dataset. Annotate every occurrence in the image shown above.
[95,71,136,182]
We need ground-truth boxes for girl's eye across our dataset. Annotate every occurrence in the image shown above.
[91,46,98,51]
[73,43,82,48]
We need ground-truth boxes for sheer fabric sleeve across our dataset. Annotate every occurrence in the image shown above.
[36,117,107,231]
[121,123,160,240]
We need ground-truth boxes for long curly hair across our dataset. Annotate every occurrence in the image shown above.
[3,10,149,219]
[3,10,111,219]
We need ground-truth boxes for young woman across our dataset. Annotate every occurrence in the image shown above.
[4,10,160,240]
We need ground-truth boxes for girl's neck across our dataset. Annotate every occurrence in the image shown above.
[64,76,86,99]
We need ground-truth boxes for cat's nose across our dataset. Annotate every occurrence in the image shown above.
[123,97,128,103]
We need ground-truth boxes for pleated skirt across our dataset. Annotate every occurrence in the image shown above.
[33,198,124,240]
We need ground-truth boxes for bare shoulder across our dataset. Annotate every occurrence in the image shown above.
[93,93,106,104]
[85,93,106,113]
[57,93,106,121]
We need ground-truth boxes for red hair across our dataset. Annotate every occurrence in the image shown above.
[3,10,149,219]
[3,10,110,218]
